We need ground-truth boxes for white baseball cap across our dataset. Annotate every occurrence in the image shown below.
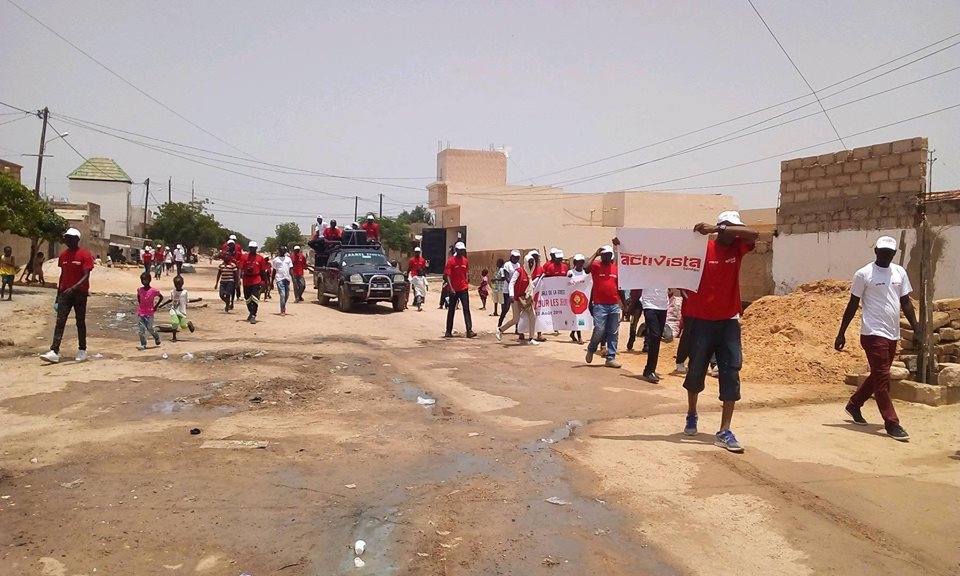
[293,245,301,250]
[64,228,81,238]
[548,247,558,256]
[367,215,375,220]
[573,253,586,261]
[229,234,237,240]
[414,247,422,252]
[510,249,521,257]
[317,214,323,220]
[554,250,565,259]
[717,210,745,226]
[600,245,614,255]
[525,250,537,261]
[248,241,258,248]
[454,241,466,250]
[227,239,235,244]
[875,236,897,251]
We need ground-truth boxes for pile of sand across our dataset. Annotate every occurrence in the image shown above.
[741,280,865,387]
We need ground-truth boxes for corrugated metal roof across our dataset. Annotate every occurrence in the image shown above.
[67,157,132,183]
[929,189,960,202]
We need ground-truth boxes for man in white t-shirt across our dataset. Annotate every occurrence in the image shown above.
[498,249,522,330]
[271,246,294,317]
[835,236,918,442]
[639,287,670,383]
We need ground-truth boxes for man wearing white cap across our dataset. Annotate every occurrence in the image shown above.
[237,241,269,324]
[361,214,381,242]
[498,249,522,329]
[682,211,759,452]
[585,241,622,368]
[153,244,165,279]
[290,245,310,303]
[173,244,185,275]
[835,236,917,441]
[443,242,476,338]
[141,245,153,275]
[41,228,94,363]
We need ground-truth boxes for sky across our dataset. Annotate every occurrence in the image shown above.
[2,0,959,242]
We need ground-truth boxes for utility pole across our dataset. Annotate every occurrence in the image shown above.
[33,107,49,198]
[354,196,358,222]
[917,150,937,383]
[168,177,172,204]
[191,180,195,202]
[143,178,150,233]
[379,193,383,218]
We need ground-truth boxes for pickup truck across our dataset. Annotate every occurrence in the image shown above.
[315,244,408,312]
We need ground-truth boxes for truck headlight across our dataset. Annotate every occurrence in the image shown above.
[349,274,363,284]
[393,274,405,283]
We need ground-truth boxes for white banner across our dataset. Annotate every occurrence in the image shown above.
[616,228,708,291]
[519,275,594,332]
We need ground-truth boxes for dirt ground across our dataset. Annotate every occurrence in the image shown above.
[1,264,958,576]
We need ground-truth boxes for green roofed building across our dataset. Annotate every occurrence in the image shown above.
[67,157,148,238]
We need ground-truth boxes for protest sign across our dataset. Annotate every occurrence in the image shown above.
[518,275,593,333]
[616,228,708,291]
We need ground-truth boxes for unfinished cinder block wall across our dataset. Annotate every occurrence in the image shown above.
[778,137,927,235]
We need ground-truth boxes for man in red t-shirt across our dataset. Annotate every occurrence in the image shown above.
[584,241,622,368]
[141,247,153,275]
[361,215,380,242]
[408,247,427,277]
[323,219,343,243]
[681,211,758,453]
[542,249,570,278]
[290,245,311,303]
[443,242,476,338]
[41,228,95,364]
[237,241,270,324]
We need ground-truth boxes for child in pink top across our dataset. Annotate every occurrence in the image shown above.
[136,272,163,350]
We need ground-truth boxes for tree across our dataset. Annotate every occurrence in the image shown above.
[273,222,302,250]
[397,205,434,225]
[262,236,277,253]
[378,216,411,253]
[147,201,224,251]
[219,227,249,249]
[0,173,68,248]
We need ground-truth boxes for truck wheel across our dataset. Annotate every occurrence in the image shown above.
[392,294,406,312]
[338,284,353,312]
[318,290,330,305]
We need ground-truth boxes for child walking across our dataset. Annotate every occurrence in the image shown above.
[214,254,238,312]
[411,273,428,312]
[491,258,505,317]
[439,277,451,309]
[478,268,490,310]
[168,275,195,342]
[136,272,163,350]
[1,246,16,301]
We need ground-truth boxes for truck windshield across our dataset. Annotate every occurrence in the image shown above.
[341,252,389,267]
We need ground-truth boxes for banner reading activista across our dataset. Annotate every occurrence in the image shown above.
[616,228,708,291]
[518,275,594,333]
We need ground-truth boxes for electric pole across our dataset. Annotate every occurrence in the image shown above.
[168,177,172,204]
[33,106,49,199]
[354,196,358,222]
[379,194,383,218]
[143,178,150,232]
[191,180,195,202]
[917,149,937,383]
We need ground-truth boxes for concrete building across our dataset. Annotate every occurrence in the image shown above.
[49,201,109,259]
[67,158,151,238]
[0,159,23,183]
[772,137,960,299]
[426,148,738,278]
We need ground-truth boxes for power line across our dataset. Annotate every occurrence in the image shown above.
[747,0,846,147]
[528,30,960,182]
[0,115,30,128]
[0,99,34,114]
[46,118,127,182]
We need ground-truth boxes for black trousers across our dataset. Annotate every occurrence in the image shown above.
[446,289,473,334]
[643,308,667,374]
[51,291,88,353]
[175,261,183,275]
[676,315,692,364]
[498,293,512,327]
[244,284,262,317]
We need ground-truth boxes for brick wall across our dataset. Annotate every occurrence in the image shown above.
[778,137,927,234]
[740,235,774,303]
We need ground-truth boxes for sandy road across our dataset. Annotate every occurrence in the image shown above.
[0,264,958,575]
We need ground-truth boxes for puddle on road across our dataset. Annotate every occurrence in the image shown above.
[390,376,437,407]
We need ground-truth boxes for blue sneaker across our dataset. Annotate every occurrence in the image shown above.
[683,413,698,436]
[715,430,744,453]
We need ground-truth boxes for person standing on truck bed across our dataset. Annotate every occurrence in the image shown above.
[361,215,380,242]
[323,219,342,242]
[443,242,477,339]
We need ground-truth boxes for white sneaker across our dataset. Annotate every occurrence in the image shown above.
[709,366,719,378]
[495,328,502,342]
[528,339,540,346]
[75,350,88,362]
[40,350,60,364]
[676,363,687,374]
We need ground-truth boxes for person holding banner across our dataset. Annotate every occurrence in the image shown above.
[568,254,587,344]
[496,251,537,344]
[682,211,758,453]
[584,242,622,368]
[498,250,522,328]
